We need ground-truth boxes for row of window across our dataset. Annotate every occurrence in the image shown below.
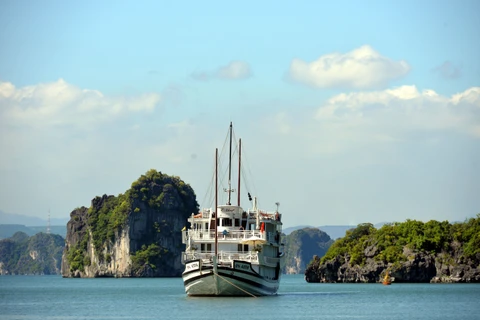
[200,243,250,252]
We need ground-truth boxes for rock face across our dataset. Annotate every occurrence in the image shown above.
[305,244,480,283]
[283,228,333,274]
[61,170,198,278]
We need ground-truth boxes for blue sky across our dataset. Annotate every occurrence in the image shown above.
[0,0,479,228]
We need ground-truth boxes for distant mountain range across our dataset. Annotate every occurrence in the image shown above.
[0,224,67,239]
[0,210,69,226]
[0,210,68,239]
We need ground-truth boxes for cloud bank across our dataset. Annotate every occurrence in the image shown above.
[315,85,480,139]
[192,61,252,81]
[260,86,480,158]
[288,45,410,89]
[0,79,161,129]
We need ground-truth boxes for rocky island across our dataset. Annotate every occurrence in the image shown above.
[0,231,64,275]
[283,227,334,274]
[305,216,480,283]
[61,169,198,278]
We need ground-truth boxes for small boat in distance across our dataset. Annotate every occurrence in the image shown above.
[181,122,285,296]
[382,270,392,285]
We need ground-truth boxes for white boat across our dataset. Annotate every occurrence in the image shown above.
[181,123,285,296]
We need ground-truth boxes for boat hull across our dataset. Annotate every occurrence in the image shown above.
[182,260,280,296]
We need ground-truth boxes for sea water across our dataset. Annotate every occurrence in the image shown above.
[1,275,479,320]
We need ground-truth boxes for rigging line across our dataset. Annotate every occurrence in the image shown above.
[213,271,257,298]
[239,142,257,197]
[220,126,230,161]
[201,152,217,209]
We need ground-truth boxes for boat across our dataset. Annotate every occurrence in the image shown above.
[382,270,392,285]
[181,122,285,296]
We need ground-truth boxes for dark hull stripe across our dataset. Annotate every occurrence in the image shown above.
[183,265,263,280]
[183,268,279,293]
[182,259,268,280]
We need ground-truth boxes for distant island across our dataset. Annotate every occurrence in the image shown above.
[283,228,334,274]
[305,215,480,283]
[0,232,64,275]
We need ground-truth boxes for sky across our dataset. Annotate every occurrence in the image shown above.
[0,0,479,228]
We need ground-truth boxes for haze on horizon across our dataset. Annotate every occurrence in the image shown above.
[0,0,479,229]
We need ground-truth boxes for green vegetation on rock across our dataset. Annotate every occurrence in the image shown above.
[66,233,89,272]
[87,192,130,254]
[321,216,480,266]
[305,214,480,283]
[320,222,376,266]
[130,169,197,212]
[131,244,165,271]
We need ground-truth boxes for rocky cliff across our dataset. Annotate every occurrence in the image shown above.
[283,228,333,274]
[305,218,480,283]
[0,231,64,275]
[61,169,198,278]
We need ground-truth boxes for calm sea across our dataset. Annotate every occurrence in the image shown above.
[1,275,479,320]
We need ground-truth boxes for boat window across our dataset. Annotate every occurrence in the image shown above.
[237,244,248,252]
[201,243,212,252]
[223,218,233,227]
[234,219,240,227]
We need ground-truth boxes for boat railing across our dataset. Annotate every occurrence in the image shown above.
[182,251,259,264]
[259,211,282,222]
[183,229,281,245]
[187,230,265,241]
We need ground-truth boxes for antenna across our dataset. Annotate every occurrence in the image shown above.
[47,210,51,234]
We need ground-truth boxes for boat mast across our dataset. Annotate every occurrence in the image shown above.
[237,138,241,206]
[215,148,218,256]
[227,122,233,205]
[213,147,219,295]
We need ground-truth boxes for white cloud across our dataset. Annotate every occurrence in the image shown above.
[255,86,480,160]
[315,85,480,140]
[192,60,252,81]
[0,79,161,129]
[288,45,410,89]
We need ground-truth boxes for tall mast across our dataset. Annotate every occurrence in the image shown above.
[215,148,218,256]
[237,138,241,206]
[227,122,233,205]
